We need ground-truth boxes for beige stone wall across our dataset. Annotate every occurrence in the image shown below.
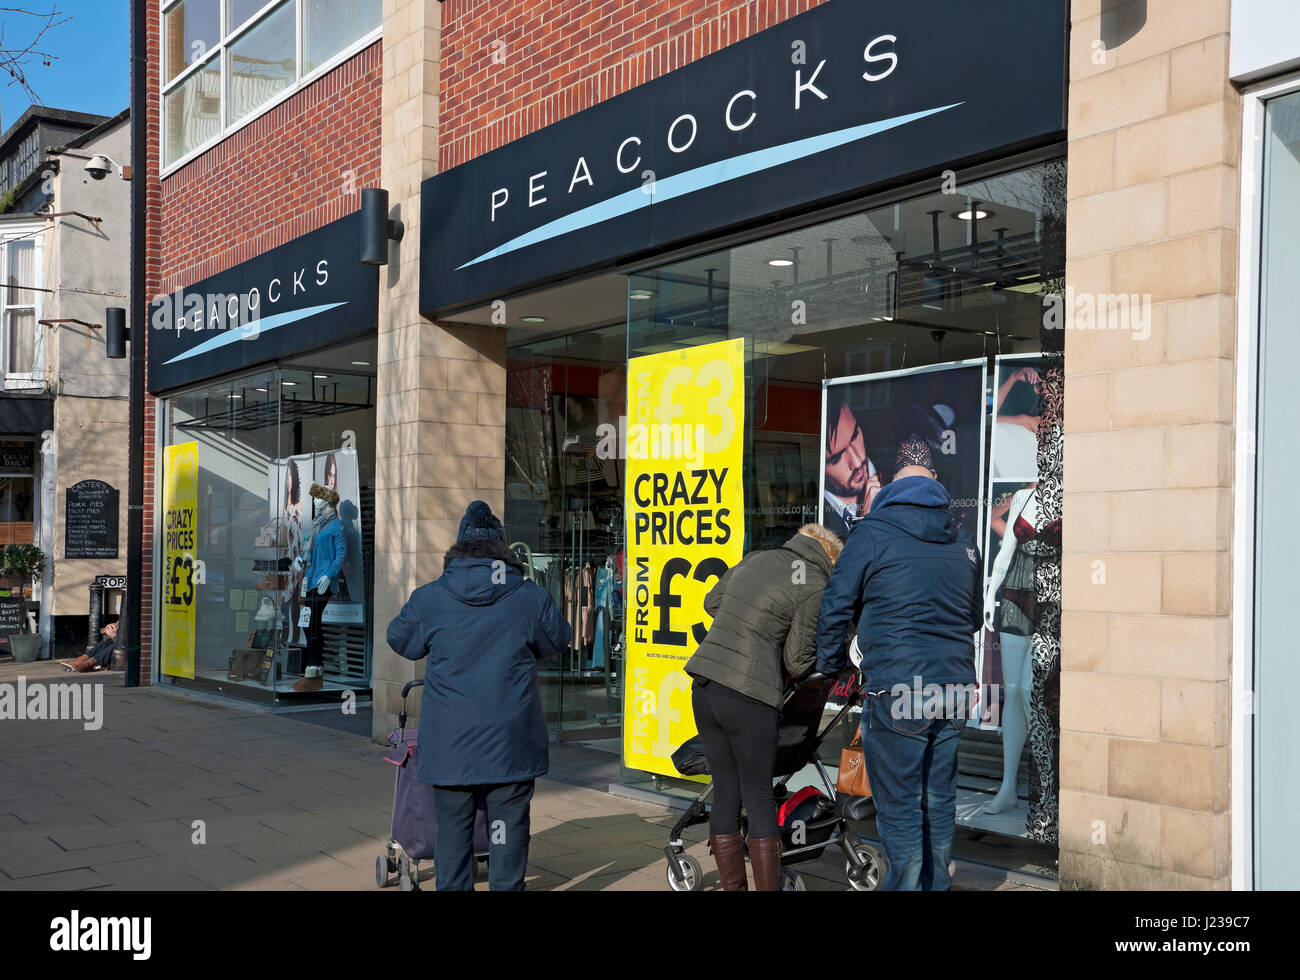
[370,0,508,741]
[50,395,130,617]
[1060,0,1238,889]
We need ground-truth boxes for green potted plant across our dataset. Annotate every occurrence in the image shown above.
[2,544,46,661]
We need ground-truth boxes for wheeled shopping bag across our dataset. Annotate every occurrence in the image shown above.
[375,679,489,890]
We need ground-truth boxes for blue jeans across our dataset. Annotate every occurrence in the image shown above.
[432,780,534,891]
[861,690,966,891]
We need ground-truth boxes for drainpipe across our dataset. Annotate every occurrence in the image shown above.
[123,0,147,687]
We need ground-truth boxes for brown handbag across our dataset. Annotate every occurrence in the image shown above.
[837,729,872,799]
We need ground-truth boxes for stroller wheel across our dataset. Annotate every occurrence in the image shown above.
[846,843,886,892]
[397,854,414,892]
[375,855,394,888]
[779,868,806,891]
[665,853,702,892]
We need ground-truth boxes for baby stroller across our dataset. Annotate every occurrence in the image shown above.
[664,670,885,892]
[375,679,490,891]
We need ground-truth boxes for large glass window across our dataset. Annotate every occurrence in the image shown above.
[158,345,376,703]
[160,0,382,168]
[619,156,1066,877]
[503,324,628,737]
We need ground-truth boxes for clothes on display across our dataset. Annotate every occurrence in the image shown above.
[1026,359,1064,845]
[993,421,1038,479]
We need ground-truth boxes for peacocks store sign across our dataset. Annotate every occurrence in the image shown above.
[420,0,1067,313]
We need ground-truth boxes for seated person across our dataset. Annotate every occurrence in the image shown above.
[63,620,120,673]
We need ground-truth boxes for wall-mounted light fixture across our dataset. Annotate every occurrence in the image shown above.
[361,188,405,265]
[105,307,129,359]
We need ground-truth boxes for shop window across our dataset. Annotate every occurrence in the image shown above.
[158,355,376,701]
[160,0,382,169]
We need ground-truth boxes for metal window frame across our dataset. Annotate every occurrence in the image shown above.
[1232,66,1300,893]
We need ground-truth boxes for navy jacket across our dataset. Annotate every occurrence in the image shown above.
[816,476,982,690]
[386,558,571,785]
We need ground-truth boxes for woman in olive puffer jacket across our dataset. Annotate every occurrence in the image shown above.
[684,523,843,891]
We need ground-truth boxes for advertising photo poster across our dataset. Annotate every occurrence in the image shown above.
[161,442,199,679]
[624,338,745,779]
[821,360,989,714]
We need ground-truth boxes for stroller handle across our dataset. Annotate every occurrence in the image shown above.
[398,679,424,729]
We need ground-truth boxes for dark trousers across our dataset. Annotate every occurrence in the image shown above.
[860,690,966,891]
[432,780,535,891]
[304,591,330,668]
[691,680,779,838]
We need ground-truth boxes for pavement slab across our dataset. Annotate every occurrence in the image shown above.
[0,679,1041,892]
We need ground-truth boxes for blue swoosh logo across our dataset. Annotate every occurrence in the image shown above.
[457,102,963,270]
[163,302,348,365]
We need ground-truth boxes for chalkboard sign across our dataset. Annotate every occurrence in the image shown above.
[0,596,25,651]
[65,480,120,559]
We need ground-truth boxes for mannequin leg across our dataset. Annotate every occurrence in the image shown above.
[983,632,1031,814]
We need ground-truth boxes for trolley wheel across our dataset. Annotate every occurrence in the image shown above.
[397,854,414,892]
[665,853,703,892]
[779,868,806,891]
[846,843,886,892]
[375,854,393,888]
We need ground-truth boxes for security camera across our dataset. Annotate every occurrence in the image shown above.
[84,154,113,180]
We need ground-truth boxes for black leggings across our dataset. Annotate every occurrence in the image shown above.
[304,591,330,668]
[691,680,779,839]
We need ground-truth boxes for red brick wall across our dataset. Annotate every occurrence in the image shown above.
[141,0,381,683]
[439,0,829,170]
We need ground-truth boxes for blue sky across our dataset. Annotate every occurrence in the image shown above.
[2,2,129,131]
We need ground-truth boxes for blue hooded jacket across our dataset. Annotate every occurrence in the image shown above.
[815,476,983,690]
[386,556,571,785]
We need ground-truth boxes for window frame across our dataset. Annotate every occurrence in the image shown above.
[160,0,381,176]
[0,225,45,387]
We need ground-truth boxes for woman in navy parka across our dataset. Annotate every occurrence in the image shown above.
[386,500,571,890]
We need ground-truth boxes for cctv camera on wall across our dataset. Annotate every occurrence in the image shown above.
[84,154,130,181]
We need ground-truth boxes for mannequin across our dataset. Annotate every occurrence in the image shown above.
[292,483,346,692]
[981,485,1041,814]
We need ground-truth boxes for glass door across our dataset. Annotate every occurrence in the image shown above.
[1253,88,1300,890]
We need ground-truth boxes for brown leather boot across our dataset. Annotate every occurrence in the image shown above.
[708,832,747,891]
[747,836,782,891]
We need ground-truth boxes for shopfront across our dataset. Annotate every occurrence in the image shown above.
[419,0,1068,877]
[148,212,378,704]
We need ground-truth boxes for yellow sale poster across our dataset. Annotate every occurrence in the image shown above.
[623,338,745,777]
[161,442,199,679]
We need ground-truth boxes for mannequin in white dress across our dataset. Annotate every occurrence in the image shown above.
[981,486,1040,814]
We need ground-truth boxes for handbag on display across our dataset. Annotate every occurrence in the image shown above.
[837,729,871,800]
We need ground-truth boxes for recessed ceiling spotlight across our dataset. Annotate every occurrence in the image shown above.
[953,207,993,221]
[314,374,329,379]
[228,393,242,399]
[768,258,794,268]
[281,380,298,387]
[520,315,548,323]
[629,289,654,301]
[254,387,267,393]
[350,360,371,366]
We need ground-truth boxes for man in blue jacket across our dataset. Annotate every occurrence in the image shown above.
[816,438,983,891]
[387,501,571,891]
